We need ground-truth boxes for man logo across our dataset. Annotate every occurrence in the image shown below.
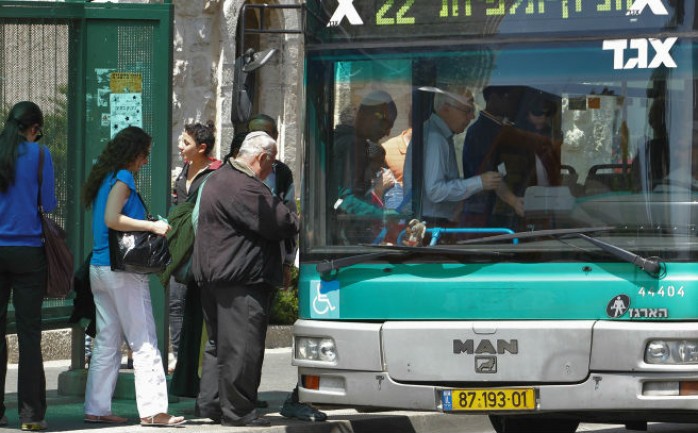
[475,356,497,374]
[627,0,669,16]
[327,0,364,27]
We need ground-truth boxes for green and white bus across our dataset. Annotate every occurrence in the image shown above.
[294,1,698,431]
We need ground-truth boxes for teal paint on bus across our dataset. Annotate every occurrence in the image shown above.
[299,263,698,320]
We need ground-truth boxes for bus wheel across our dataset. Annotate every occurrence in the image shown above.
[488,415,580,433]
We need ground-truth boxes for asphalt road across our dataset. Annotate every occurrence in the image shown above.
[3,349,698,433]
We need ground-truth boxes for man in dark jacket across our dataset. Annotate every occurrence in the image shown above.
[192,131,299,427]
[248,114,297,289]
[247,114,327,421]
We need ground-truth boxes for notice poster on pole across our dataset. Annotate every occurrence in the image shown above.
[110,93,142,138]
[110,72,142,94]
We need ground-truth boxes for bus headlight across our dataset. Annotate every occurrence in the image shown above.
[679,341,698,363]
[318,339,338,362]
[296,337,337,362]
[645,340,698,364]
[645,341,670,363]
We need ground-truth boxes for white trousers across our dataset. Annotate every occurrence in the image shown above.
[84,266,168,418]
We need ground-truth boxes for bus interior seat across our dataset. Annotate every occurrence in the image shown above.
[560,164,582,196]
[583,164,632,195]
[573,193,698,232]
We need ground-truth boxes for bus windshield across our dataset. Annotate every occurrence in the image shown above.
[302,2,698,262]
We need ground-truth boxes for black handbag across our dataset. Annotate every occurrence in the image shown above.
[108,193,171,274]
[37,148,74,298]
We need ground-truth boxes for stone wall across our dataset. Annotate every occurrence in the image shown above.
[171,0,303,190]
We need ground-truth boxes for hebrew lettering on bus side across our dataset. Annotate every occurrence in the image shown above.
[629,308,669,318]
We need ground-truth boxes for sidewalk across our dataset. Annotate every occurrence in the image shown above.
[2,350,487,433]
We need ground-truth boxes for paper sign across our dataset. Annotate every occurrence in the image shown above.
[498,162,507,177]
[110,93,142,138]
[110,72,142,93]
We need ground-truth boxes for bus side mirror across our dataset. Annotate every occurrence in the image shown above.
[231,48,278,124]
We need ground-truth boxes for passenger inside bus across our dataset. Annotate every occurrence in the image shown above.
[382,106,412,185]
[330,90,398,243]
[520,95,556,140]
[381,107,411,210]
[461,86,524,227]
[480,94,562,230]
[403,85,501,229]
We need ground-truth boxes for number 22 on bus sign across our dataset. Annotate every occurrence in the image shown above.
[311,279,340,319]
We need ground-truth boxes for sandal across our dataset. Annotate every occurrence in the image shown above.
[84,414,128,424]
[20,420,47,431]
[140,413,186,427]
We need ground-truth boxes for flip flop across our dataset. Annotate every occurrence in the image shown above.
[84,414,128,424]
[140,413,186,427]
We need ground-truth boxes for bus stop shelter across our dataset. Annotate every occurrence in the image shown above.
[0,0,174,396]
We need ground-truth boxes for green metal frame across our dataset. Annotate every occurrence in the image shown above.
[0,0,174,376]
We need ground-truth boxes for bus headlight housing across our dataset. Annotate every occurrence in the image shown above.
[645,340,698,364]
[296,337,337,362]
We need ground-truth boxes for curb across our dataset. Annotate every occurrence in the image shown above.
[8,325,293,363]
[5,395,492,433]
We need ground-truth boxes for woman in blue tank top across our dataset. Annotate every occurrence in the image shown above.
[81,126,185,427]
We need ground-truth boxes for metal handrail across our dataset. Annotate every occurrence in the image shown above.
[394,227,518,246]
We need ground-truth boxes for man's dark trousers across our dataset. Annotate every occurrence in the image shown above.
[196,282,275,424]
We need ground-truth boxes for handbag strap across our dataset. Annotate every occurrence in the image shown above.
[37,146,45,214]
[134,191,154,220]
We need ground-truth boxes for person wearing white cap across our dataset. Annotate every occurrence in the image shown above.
[330,90,398,243]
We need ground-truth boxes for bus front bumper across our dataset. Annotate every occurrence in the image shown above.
[297,367,698,415]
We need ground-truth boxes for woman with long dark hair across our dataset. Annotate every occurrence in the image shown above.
[0,101,54,431]
[82,126,185,427]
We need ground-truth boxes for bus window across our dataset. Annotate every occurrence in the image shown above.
[304,40,698,253]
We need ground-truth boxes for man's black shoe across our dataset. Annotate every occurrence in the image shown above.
[222,417,271,427]
[194,405,221,423]
[246,417,271,427]
[280,396,328,422]
[255,399,269,408]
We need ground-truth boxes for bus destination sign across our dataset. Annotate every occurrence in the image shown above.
[308,0,677,42]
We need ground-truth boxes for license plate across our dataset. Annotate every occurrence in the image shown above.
[442,388,536,411]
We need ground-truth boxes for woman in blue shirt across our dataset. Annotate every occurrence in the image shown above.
[81,126,184,427]
[0,101,55,432]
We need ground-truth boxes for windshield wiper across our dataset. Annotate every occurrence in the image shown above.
[457,226,614,245]
[316,245,509,275]
[458,226,663,278]
[316,251,407,275]
[574,233,662,278]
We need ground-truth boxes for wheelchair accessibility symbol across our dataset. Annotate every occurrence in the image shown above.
[311,280,340,318]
